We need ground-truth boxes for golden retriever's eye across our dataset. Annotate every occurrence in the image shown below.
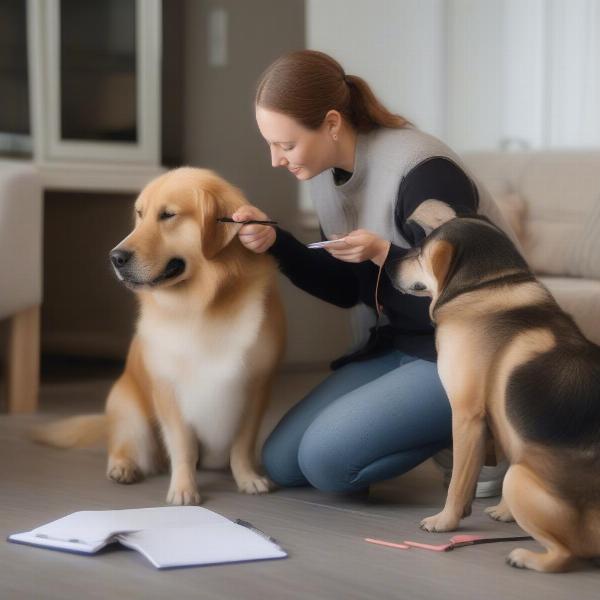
[136,209,142,218]
[159,211,176,221]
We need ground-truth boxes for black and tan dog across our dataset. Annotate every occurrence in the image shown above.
[387,211,600,572]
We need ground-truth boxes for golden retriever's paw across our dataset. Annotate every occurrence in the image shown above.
[419,510,460,532]
[107,459,143,484]
[166,482,202,505]
[236,474,274,495]
[485,503,515,522]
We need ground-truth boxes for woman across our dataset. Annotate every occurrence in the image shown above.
[233,50,511,495]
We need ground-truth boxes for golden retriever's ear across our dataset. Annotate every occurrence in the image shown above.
[407,199,457,236]
[197,184,245,259]
[429,239,455,292]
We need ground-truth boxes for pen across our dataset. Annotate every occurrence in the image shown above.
[234,519,281,546]
[307,238,347,249]
[217,217,278,225]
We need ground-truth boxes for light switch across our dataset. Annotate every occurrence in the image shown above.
[207,7,228,67]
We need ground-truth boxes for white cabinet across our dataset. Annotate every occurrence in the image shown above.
[0,0,163,191]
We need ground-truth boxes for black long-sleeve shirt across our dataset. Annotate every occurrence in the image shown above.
[268,157,479,366]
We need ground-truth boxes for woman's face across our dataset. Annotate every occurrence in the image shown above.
[255,106,336,180]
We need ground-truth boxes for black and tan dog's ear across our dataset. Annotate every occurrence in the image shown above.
[197,182,245,259]
[428,239,455,293]
[407,199,457,236]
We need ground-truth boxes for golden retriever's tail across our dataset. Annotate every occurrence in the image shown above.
[30,414,107,448]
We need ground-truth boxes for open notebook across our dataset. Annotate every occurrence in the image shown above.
[8,506,287,569]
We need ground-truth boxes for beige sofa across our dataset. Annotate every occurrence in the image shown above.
[0,161,43,412]
[464,150,600,345]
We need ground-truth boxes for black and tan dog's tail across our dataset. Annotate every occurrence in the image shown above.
[30,415,107,448]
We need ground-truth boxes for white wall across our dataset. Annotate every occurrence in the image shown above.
[446,0,546,152]
[306,0,447,138]
[446,0,600,151]
[307,0,600,153]
[445,0,503,151]
[500,0,545,149]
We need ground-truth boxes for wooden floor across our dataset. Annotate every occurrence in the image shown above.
[0,367,598,599]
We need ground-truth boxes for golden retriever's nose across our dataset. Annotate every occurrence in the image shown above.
[110,249,133,270]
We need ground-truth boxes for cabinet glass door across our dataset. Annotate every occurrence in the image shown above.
[41,0,160,165]
[60,0,137,143]
[0,0,32,157]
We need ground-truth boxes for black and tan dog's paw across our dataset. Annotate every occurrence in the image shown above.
[419,511,460,532]
[506,548,529,569]
[485,501,515,522]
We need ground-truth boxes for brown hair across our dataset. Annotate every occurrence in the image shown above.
[255,50,409,132]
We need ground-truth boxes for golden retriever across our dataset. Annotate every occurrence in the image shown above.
[33,167,285,505]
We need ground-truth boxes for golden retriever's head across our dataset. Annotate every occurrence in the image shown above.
[109,167,246,291]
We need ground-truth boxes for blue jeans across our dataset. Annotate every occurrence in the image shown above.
[262,350,452,493]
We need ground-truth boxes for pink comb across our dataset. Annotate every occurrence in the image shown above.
[404,534,533,552]
[364,537,410,550]
[404,534,483,552]
[364,534,533,553]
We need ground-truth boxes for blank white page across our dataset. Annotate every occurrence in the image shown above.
[118,523,287,568]
[20,506,233,545]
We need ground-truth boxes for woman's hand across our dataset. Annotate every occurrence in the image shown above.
[324,229,391,266]
[231,205,277,254]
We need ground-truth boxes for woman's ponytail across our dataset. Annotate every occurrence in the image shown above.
[256,50,409,132]
[344,74,409,132]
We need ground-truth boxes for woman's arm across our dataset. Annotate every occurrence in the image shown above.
[394,156,479,245]
[383,156,480,264]
[231,206,360,308]
[268,227,360,308]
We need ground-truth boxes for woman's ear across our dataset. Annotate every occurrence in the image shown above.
[428,239,455,293]
[324,109,342,139]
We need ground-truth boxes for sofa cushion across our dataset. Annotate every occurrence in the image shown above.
[518,153,600,277]
[540,276,600,345]
[464,151,600,279]
[568,197,600,280]
[494,192,527,246]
